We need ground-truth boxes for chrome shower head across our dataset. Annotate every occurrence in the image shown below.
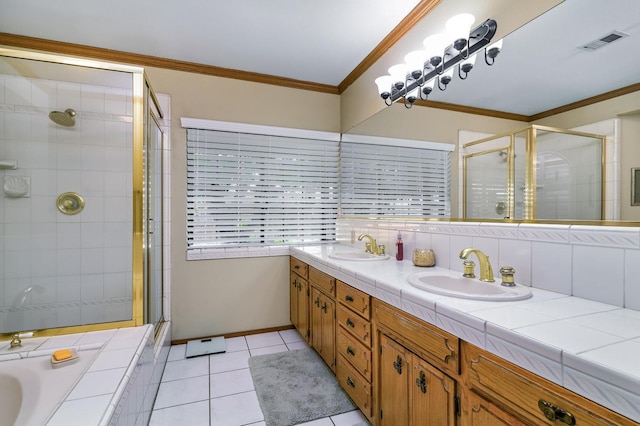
[49,108,76,127]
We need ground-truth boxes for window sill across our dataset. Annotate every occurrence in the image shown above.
[186,245,291,260]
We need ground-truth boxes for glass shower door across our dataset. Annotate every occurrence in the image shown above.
[145,112,164,328]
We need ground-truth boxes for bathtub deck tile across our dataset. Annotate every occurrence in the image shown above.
[47,394,112,426]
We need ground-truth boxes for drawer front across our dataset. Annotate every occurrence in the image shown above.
[337,355,372,419]
[309,267,335,296]
[463,342,634,426]
[373,299,459,376]
[337,328,372,382]
[290,257,308,278]
[338,305,371,346]
[337,281,371,320]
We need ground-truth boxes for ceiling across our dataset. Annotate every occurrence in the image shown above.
[0,0,422,86]
[1,0,639,117]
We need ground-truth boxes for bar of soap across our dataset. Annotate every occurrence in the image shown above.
[53,349,73,361]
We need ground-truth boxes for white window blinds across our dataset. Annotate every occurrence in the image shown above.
[186,128,339,249]
[340,140,451,217]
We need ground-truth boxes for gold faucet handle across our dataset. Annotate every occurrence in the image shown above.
[499,266,516,287]
[378,245,386,255]
[364,242,371,253]
[463,260,475,278]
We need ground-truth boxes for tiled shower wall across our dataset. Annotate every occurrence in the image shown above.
[337,218,640,310]
[0,73,134,331]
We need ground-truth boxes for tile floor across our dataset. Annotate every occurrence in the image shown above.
[149,329,370,426]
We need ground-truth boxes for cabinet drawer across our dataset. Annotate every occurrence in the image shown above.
[337,328,372,382]
[373,299,459,376]
[337,355,372,419]
[309,267,335,296]
[337,281,370,320]
[463,342,635,426]
[338,305,371,346]
[290,257,308,278]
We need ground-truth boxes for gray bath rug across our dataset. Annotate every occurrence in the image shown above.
[249,347,356,426]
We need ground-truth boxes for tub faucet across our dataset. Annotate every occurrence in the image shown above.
[459,248,495,282]
[9,332,33,348]
[358,233,380,255]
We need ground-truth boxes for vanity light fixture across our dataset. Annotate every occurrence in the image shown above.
[374,14,502,109]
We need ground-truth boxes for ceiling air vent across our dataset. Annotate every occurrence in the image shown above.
[580,30,629,51]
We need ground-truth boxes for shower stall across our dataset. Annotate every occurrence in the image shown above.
[0,48,165,338]
[462,125,606,221]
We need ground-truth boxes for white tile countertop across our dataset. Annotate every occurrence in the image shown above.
[291,244,640,423]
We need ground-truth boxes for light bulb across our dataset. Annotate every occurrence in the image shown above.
[404,50,427,79]
[446,13,475,51]
[423,33,449,65]
[374,75,392,97]
[388,64,408,89]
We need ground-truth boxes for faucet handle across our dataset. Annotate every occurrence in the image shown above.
[364,242,371,253]
[378,245,386,255]
[463,260,475,278]
[499,266,516,287]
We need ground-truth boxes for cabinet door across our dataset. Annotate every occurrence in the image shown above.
[311,287,323,353]
[311,287,336,371]
[379,334,410,426]
[411,356,456,426]
[290,274,299,328]
[465,391,526,426]
[297,278,309,342]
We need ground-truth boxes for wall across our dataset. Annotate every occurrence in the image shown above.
[145,67,341,340]
[0,70,134,332]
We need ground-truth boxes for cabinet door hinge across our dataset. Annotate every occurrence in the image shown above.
[380,409,383,420]
[454,396,461,416]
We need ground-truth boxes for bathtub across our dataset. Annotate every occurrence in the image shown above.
[0,323,170,426]
[0,348,99,426]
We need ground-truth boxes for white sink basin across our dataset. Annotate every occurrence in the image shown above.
[407,273,532,301]
[329,251,390,261]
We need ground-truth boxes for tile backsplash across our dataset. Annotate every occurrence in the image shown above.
[337,219,640,310]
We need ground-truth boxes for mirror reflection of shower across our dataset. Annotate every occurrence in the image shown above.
[48,108,76,127]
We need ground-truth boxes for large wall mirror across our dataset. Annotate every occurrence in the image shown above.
[346,0,640,224]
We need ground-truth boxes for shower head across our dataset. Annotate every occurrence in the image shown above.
[49,108,76,127]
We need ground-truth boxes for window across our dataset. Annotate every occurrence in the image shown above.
[185,125,339,251]
[340,135,452,217]
[183,119,454,257]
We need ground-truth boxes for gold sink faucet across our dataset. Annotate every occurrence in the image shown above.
[459,248,495,282]
[358,233,380,255]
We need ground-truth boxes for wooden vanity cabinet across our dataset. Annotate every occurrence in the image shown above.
[289,257,309,342]
[462,342,637,426]
[309,267,336,372]
[336,281,373,420]
[374,300,459,425]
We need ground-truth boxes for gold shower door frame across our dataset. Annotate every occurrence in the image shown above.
[462,125,606,221]
[0,47,151,337]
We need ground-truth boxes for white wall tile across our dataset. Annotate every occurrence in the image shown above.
[625,249,640,310]
[572,245,624,306]
[531,242,572,294]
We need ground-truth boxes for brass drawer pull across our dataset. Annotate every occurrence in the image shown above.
[346,318,355,328]
[292,279,297,287]
[345,295,354,302]
[321,302,327,313]
[416,370,427,394]
[538,400,576,425]
[346,377,356,388]
[393,355,403,374]
[294,265,300,269]
[314,297,320,307]
[346,346,356,356]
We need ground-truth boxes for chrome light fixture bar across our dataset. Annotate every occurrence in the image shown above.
[375,15,501,109]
